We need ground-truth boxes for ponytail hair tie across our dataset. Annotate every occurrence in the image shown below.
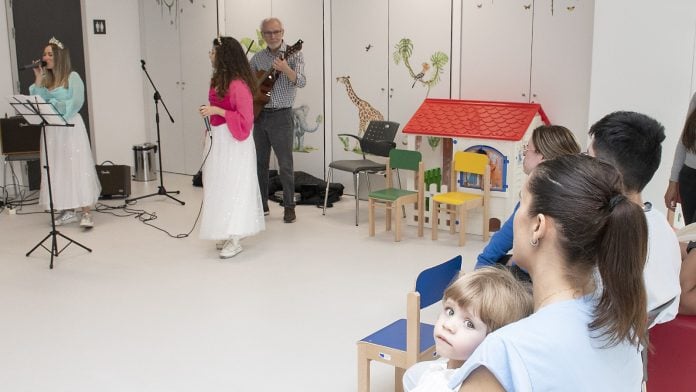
[608,194,625,212]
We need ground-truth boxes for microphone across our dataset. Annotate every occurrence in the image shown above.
[204,116,211,133]
[20,61,46,70]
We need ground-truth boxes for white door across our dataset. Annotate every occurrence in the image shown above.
[459,1,533,102]
[330,0,389,194]
[389,0,453,168]
[139,0,185,174]
[271,0,326,179]
[224,0,325,180]
[530,0,594,141]
[179,0,218,174]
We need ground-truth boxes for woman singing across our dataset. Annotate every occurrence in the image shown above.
[198,36,265,258]
[29,37,101,228]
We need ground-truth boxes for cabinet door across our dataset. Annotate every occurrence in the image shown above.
[530,0,594,140]
[459,1,533,102]
[222,0,270,40]
[139,0,185,173]
[179,0,218,174]
[224,0,325,179]
[330,0,389,190]
[271,0,326,179]
[389,0,453,137]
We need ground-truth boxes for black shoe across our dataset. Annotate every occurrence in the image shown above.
[283,207,296,223]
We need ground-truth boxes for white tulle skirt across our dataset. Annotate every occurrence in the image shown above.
[39,114,101,210]
[199,123,265,240]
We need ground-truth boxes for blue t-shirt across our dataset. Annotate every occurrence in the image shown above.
[449,296,643,391]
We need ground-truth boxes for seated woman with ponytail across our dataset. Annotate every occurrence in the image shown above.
[450,154,647,391]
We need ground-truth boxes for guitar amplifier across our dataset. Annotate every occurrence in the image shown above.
[96,164,131,198]
[0,116,41,154]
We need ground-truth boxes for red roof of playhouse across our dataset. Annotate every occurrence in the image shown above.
[403,98,550,141]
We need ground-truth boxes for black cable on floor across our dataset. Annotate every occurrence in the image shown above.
[92,120,214,239]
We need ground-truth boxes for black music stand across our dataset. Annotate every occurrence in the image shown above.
[125,60,184,205]
[9,95,91,269]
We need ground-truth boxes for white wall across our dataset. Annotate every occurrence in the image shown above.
[1,1,146,166]
[589,0,696,213]
[0,1,14,116]
[82,0,147,166]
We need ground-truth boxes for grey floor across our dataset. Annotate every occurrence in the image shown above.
[0,172,483,392]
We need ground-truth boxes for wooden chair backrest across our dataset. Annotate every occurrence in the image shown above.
[450,151,491,193]
[406,255,462,365]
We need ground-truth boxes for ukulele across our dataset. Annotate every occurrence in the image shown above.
[253,39,303,117]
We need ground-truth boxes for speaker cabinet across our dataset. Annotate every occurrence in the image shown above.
[96,164,131,198]
[0,116,41,155]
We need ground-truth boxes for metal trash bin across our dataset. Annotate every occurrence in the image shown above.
[132,143,158,182]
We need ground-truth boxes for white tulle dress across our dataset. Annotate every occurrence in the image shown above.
[199,81,265,240]
[29,72,101,210]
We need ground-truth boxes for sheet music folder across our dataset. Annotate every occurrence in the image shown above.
[7,95,68,126]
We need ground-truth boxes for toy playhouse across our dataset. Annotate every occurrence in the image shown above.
[403,98,549,236]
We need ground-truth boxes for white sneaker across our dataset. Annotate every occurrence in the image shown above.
[54,210,78,226]
[80,212,94,228]
[216,240,225,250]
[219,239,243,259]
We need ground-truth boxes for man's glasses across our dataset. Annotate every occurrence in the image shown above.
[262,30,283,37]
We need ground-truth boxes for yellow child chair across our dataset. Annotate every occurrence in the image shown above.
[357,255,462,392]
[431,151,490,246]
[367,149,424,241]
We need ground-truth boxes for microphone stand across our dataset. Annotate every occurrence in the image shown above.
[126,59,184,205]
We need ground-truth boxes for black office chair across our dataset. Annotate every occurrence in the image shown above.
[323,120,399,226]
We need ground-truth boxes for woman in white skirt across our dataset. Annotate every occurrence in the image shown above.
[198,36,265,258]
[29,37,101,228]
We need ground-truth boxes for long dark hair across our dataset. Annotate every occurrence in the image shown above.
[42,43,72,89]
[210,36,257,98]
[528,154,648,348]
[682,107,696,153]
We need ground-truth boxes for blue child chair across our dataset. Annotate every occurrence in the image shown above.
[356,255,462,392]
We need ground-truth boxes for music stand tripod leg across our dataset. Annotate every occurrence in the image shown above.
[11,98,93,269]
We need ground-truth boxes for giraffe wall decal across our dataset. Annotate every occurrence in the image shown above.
[336,76,384,137]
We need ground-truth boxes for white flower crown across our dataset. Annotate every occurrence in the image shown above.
[49,37,64,49]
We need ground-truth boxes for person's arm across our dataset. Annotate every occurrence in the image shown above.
[29,78,50,99]
[667,93,696,208]
[205,81,253,141]
[665,178,680,211]
[224,81,254,140]
[59,72,85,119]
[679,245,696,315]
[459,367,506,392]
[475,204,518,269]
[277,51,305,88]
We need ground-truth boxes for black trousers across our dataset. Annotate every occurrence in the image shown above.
[679,165,696,225]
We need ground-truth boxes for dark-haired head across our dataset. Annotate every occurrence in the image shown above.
[521,154,648,347]
[588,111,665,193]
[210,36,257,98]
[42,42,72,89]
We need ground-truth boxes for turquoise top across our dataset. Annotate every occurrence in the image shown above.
[29,72,84,120]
